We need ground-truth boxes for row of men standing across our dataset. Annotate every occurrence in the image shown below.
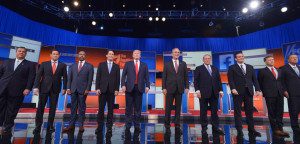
[0,47,299,141]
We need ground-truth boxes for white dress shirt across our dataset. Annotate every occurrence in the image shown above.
[14,58,24,70]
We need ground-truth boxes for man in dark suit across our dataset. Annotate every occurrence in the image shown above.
[193,54,224,136]
[62,51,94,133]
[281,54,300,140]
[95,50,120,134]
[258,55,289,137]
[0,47,36,135]
[121,50,150,134]
[227,52,262,137]
[33,49,67,134]
[162,48,189,134]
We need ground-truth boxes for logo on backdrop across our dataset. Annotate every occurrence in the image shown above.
[282,42,300,64]
[219,54,234,71]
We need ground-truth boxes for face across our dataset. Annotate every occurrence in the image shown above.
[16,48,27,59]
[132,50,141,60]
[203,55,211,65]
[235,53,245,64]
[288,55,298,65]
[265,57,274,66]
[50,51,60,61]
[78,51,86,61]
[106,51,114,61]
[172,48,180,60]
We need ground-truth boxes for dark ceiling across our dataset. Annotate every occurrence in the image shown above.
[1,0,300,38]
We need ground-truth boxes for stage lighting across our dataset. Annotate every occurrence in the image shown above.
[162,17,166,22]
[73,1,79,7]
[223,8,226,11]
[209,21,214,27]
[148,4,151,8]
[109,12,114,17]
[100,26,104,30]
[64,6,69,12]
[173,4,176,8]
[123,4,126,8]
[281,7,288,13]
[242,7,248,13]
[149,17,153,21]
[249,0,259,9]
[88,4,91,7]
[155,17,159,21]
[92,21,96,25]
[156,8,159,11]
[62,1,64,4]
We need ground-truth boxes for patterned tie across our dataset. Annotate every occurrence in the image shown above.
[175,60,179,73]
[271,67,277,78]
[207,65,212,76]
[108,62,112,74]
[240,64,246,75]
[78,61,83,72]
[52,61,57,74]
[135,61,139,84]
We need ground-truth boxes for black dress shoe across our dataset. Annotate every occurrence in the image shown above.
[214,129,225,135]
[252,130,261,137]
[33,127,41,135]
[134,127,141,134]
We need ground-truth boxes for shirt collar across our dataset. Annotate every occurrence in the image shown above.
[107,60,113,64]
[289,63,297,68]
[51,60,58,63]
[79,60,85,63]
[15,58,24,62]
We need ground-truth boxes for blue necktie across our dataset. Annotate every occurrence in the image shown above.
[108,62,112,73]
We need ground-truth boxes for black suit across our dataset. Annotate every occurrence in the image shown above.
[162,60,189,127]
[96,61,120,127]
[121,60,150,129]
[194,64,222,132]
[281,64,300,132]
[0,59,35,131]
[33,61,67,129]
[227,63,260,133]
[258,67,284,132]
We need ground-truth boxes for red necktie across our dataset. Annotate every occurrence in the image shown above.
[175,60,179,73]
[52,62,57,74]
[271,67,277,78]
[135,61,139,84]
[78,61,83,72]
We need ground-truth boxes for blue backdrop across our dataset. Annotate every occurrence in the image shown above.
[0,5,300,53]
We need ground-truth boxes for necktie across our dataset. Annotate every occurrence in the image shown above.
[108,62,112,74]
[240,64,246,75]
[293,66,300,77]
[175,60,179,73]
[271,67,277,78]
[78,61,83,72]
[52,61,57,74]
[135,61,139,84]
[207,65,212,76]
[14,60,20,71]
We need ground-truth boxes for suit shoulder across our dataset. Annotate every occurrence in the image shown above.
[228,64,235,69]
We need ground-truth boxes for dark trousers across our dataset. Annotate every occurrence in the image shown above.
[0,88,24,131]
[232,88,255,132]
[69,91,87,127]
[164,89,182,127]
[200,94,220,132]
[265,94,284,132]
[287,96,300,132]
[125,85,143,129]
[97,91,115,127]
[35,90,59,128]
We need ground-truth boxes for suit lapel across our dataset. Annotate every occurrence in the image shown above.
[234,64,244,76]
[78,62,87,74]
[265,67,276,80]
[287,64,299,77]
[202,65,211,76]
[170,61,177,74]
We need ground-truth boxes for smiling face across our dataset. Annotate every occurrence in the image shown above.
[106,50,114,61]
[50,50,60,61]
[132,50,141,60]
[288,54,298,65]
[78,51,86,61]
[203,55,212,65]
[15,47,27,60]
[172,48,180,60]
[235,53,245,64]
[265,56,274,67]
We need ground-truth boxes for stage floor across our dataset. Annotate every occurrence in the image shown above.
[0,119,297,144]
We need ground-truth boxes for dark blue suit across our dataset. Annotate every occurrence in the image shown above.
[121,61,150,129]
[67,61,94,127]
[0,59,36,131]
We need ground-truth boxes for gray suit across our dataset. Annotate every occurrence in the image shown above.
[67,61,94,127]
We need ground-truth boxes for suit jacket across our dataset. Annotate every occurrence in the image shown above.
[121,61,150,93]
[280,64,300,97]
[67,62,94,94]
[0,59,36,96]
[258,67,284,98]
[33,61,67,94]
[227,63,260,96]
[194,64,222,98]
[96,61,120,93]
[162,60,189,94]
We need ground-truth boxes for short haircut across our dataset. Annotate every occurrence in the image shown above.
[234,52,243,58]
[172,48,180,52]
[15,46,27,52]
[288,54,298,59]
[263,55,273,62]
[133,50,141,53]
[51,49,60,54]
[203,54,211,59]
[106,50,114,55]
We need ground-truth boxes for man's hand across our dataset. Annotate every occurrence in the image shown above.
[33,88,39,95]
[96,89,101,95]
[196,91,201,98]
[163,89,167,96]
[67,89,71,95]
[231,89,239,95]
[185,89,189,94]
[283,91,289,98]
[122,86,126,92]
[62,89,66,95]
[23,89,30,96]
[114,91,119,96]
[84,90,89,96]
[219,91,224,98]
[145,87,150,94]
